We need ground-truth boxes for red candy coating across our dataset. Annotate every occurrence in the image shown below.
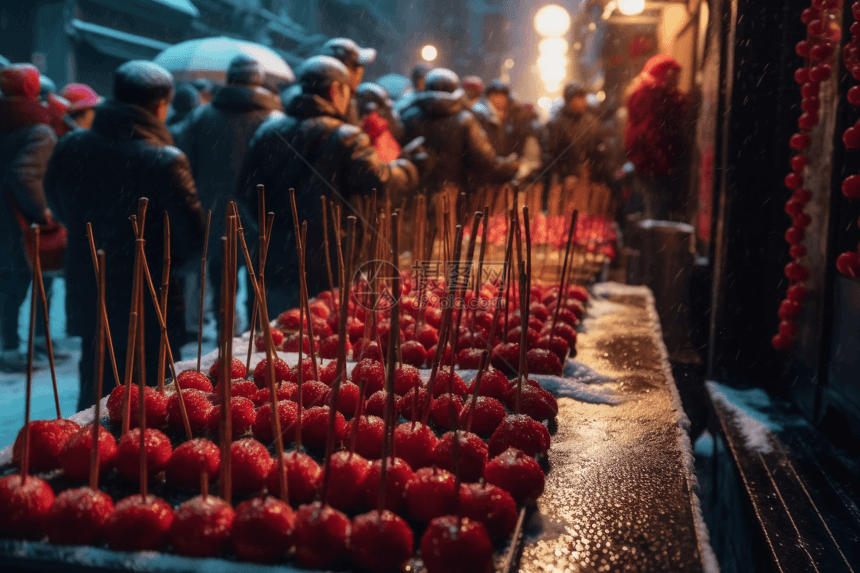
[268,451,322,505]
[350,510,414,573]
[302,406,349,449]
[208,357,246,385]
[398,386,431,421]
[252,400,298,444]
[170,495,235,557]
[362,456,414,513]
[208,396,255,437]
[292,502,351,569]
[430,394,463,429]
[59,425,117,482]
[104,494,174,551]
[503,383,559,421]
[489,414,551,458]
[166,438,220,490]
[394,364,421,395]
[175,370,213,392]
[431,367,467,397]
[229,380,259,401]
[46,487,115,545]
[353,415,386,460]
[255,327,285,352]
[300,380,331,409]
[473,368,510,401]
[526,347,563,375]
[13,418,81,473]
[434,431,489,482]
[115,428,173,482]
[0,474,55,538]
[420,515,494,573]
[252,357,293,389]
[394,422,439,469]
[322,451,371,512]
[231,496,295,562]
[401,339,427,367]
[459,482,517,539]
[230,438,274,495]
[251,383,297,407]
[405,467,457,523]
[459,396,506,435]
[352,358,386,395]
[326,381,360,416]
[484,447,546,504]
[166,388,212,435]
[106,385,167,430]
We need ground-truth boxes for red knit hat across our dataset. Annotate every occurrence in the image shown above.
[60,83,102,112]
[0,64,41,100]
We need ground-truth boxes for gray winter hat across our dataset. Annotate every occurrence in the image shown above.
[424,68,460,93]
[298,56,351,96]
[227,54,265,87]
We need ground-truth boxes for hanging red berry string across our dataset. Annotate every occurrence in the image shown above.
[773,1,837,350]
[837,1,860,278]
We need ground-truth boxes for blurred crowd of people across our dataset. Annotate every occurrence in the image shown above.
[0,40,690,409]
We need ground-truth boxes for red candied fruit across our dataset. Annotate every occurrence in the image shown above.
[428,344,453,366]
[543,321,577,348]
[405,467,458,523]
[207,396,255,437]
[320,334,351,359]
[229,380,259,401]
[326,381,360,417]
[365,390,399,419]
[268,451,321,505]
[59,425,117,482]
[166,438,220,489]
[490,342,520,375]
[394,364,421,395]
[473,368,510,401]
[536,334,569,362]
[401,339,427,367]
[489,414,551,458]
[483,447,546,504]
[170,495,235,557]
[421,515,493,573]
[231,496,295,562]
[252,400,298,444]
[302,406,349,449]
[166,388,212,435]
[352,415,386,460]
[292,502,351,569]
[319,360,341,386]
[431,367,467,397]
[255,327,285,352]
[394,422,438,470]
[115,428,173,482]
[352,359,386,396]
[299,380,330,409]
[434,430,488,482]
[322,451,371,512]
[208,357,246,385]
[459,482,517,539]
[13,419,81,473]
[104,494,174,551]
[416,323,440,349]
[252,357,293,389]
[459,396,506,435]
[277,307,303,329]
[362,456,414,513]
[46,487,115,545]
[457,347,485,369]
[503,384,558,421]
[398,386,431,421]
[430,394,463,429]
[175,370,213,392]
[251,382,297,407]
[283,332,317,353]
[293,357,317,383]
[353,339,383,362]
[106,384,168,430]
[506,326,539,348]
[0,474,55,538]
[350,510,414,572]
[527,348,563,375]
[231,438,274,495]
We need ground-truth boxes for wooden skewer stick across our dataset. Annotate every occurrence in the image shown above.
[218,236,232,504]
[89,250,107,490]
[244,213,274,375]
[523,206,532,310]
[196,210,212,373]
[31,234,61,419]
[452,211,483,361]
[86,224,121,391]
[135,238,148,499]
[549,210,579,338]
[246,186,267,374]
[322,216,356,507]
[20,225,40,482]
[121,214,144,435]
[288,191,319,380]
[321,196,336,294]
[378,211,400,512]
[157,212,171,393]
[515,262,528,415]
[473,206,490,308]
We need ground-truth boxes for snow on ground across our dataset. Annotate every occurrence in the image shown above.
[706,381,782,454]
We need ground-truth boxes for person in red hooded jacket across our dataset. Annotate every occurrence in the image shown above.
[624,54,690,221]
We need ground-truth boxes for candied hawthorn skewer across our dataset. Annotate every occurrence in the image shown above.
[196,209,211,372]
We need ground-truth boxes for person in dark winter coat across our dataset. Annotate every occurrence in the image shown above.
[473,79,541,161]
[0,64,56,372]
[400,68,519,214]
[543,82,603,182]
[45,61,205,410]
[176,54,284,335]
[319,37,375,126]
[239,56,421,311]
[167,83,200,127]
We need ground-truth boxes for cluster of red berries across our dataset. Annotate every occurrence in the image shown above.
[838,2,860,278]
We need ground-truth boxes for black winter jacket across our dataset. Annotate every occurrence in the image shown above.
[45,101,205,341]
[400,89,518,195]
[542,107,603,180]
[174,85,283,261]
[239,92,418,298]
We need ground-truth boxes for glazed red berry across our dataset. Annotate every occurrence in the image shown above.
[351,358,386,396]
[785,262,810,281]
[398,386,431,421]
[353,415,386,460]
[789,244,807,259]
[231,438,274,495]
[489,414,551,458]
[420,515,493,573]
[175,369,213,392]
[228,380,258,401]
[298,380,329,409]
[46,487,115,545]
[459,482,517,539]
[527,348,563,375]
[459,396,506,435]
[405,467,458,523]
[323,451,371,512]
[430,394,464,429]
[428,344,453,367]
[535,334,568,362]
[401,339,427,367]
[785,226,805,245]
[170,495,235,557]
[252,400,297,443]
[166,438,220,490]
[59,425,117,482]
[772,332,794,350]
[790,133,812,150]
[302,406,349,449]
[416,323,440,349]
[104,494,174,551]
[231,496,295,562]
[490,342,520,375]
[434,431,489,483]
[320,334,350,359]
[779,299,802,320]
[779,320,799,336]
[282,332,317,353]
[115,428,173,482]
[472,368,509,401]
[350,510,415,572]
[268,451,322,505]
[394,364,421,395]
[251,382,297,407]
[365,390,399,419]
[278,307,303,329]
[506,326,539,348]
[0,474,55,538]
[431,367,467,397]
[786,284,808,302]
[326,381,360,417]
[292,502,351,568]
[208,396,255,437]
[319,360,341,386]
[843,175,860,199]
[253,357,293,389]
[362,456,414,513]
[208,357,246,385]
[484,447,546,504]
[354,339,384,362]
[166,388,212,435]
[394,422,439,469]
[504,383,559,421]
[255,327,285,352]
[13,419,80,473]
[106,384,167,430]
[456,347,485,369]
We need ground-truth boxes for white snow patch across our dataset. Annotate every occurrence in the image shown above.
[706,381,781,455]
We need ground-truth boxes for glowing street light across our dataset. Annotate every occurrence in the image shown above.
[539,37,569,55]
[421,44,438,62]
[618,0,645,16]
[534,5,571,38]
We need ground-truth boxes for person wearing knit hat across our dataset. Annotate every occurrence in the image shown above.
[61,83,103,129]
[0,64,56,372]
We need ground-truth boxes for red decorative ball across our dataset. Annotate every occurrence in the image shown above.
[175,370,213,392]
[268,451,322,505]
[795,40,811,57]
[46,487,114,545]
[785,226,805,245]
[793,67,810,84]
[231,496,295,562]
[0,474,55,538]
[842,175,860,199]
[208,395,255,437]
[808,64,832,82]
[801,82,820,99]
[401,339,427,367]
[489,414,551,458]
[405,466,458,523]
[252,400,298,444]
[59,425,117,483]
[302,406,349,449]
[797,113,819,130]
[790,155,808,173]
[778,320,799,337]
[849,86,860,107]
[350,510,415,573]
[785,262,811,282]
[771,333,794,350]
[484,447,546,504]
[459,482,518,539]
[434,431,489,482]
[789,244,807,259]
[230,438,274,495]
[292,502,351,569]
[394,422,439,470]
[208,357,246,385]
[104,494,174,551]
[170,495,234,557]
[166,438,220,490]
[790,133,812,150]
[167,388,212,435]
[420,516,494,573]
[13,418,80,473]
[362,456,414,513]
[836,251,860,277]
[253,357,293,389]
